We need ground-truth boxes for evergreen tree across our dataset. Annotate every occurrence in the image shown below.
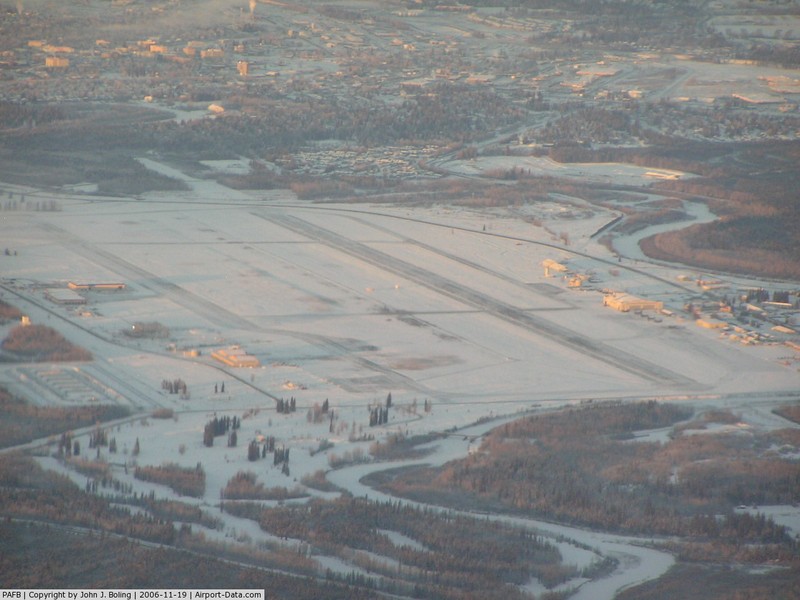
[247,440,260,461]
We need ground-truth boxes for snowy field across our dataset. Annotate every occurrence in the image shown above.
[1,160,798,598]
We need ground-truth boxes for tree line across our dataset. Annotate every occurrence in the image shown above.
[134,462,206,498]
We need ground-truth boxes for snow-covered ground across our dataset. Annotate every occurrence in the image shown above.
[1,158,798,598]
[438,154,695,187]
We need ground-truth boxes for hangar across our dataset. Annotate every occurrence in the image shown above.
[211,346,260,368]
[603,293,663,313]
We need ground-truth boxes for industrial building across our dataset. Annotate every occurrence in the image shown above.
[603,293,663,313]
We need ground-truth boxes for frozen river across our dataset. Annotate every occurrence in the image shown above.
[612,200,717,262]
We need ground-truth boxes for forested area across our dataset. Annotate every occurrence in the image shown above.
[379,402,800,564]
[2,324,92,362]
[0,450,582,598]
[0,454,349,594]
[641,220,800,280]
[617,563,800,600]
[225,496,580,599]
[223,470,306,501]
[0,521,376,599]
[0,102,67,129]
[642,141,800,279]
[0,453,176,544]
[126,496,222,530]
[775,404,800,425]
[0,299,23,322]
[0,385,128,448]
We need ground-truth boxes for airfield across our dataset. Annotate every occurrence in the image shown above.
[2,157,797,407]
[1,154,799,597]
